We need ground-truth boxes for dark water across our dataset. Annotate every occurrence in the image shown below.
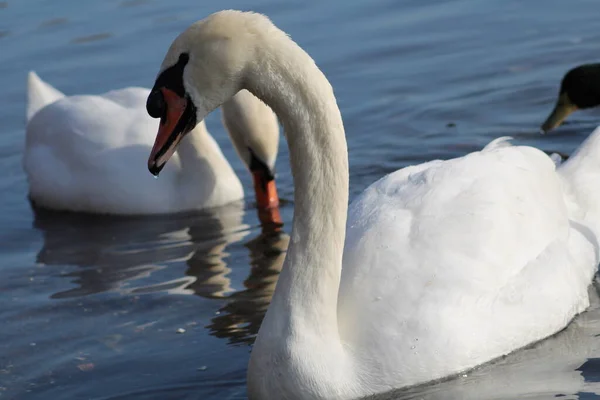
[2,0,600,398]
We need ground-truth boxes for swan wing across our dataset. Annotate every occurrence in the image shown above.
[338,143,598,388]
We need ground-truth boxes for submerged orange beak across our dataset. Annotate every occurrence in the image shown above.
[148,88,195,176]
[254,172,282,227]
[252,171,280,210]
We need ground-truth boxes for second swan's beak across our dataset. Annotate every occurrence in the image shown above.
[541,92,578,134]
[147,88,196,176]
[252,171,280,209]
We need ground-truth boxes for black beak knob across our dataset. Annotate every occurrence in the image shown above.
[146,89,165,119]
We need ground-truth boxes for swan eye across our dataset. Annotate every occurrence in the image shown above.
[146,89,165,119]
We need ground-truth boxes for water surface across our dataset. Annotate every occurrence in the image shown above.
[2,0,600,398]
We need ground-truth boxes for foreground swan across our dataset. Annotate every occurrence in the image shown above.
[145,11,599,399]
[25,72,279,215]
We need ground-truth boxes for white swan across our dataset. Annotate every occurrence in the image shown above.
[24,71,280,215]
[145,10,599,399]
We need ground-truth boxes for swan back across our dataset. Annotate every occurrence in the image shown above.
[338,143,597,391]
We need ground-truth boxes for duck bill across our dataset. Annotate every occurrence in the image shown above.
[541,93,578,134]
[148,88,195,176]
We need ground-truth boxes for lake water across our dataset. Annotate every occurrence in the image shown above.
[2,0,600,399]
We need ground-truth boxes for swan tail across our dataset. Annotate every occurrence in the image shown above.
[549,153,564,167]
[27,71,66,122]
[482,136,514,152]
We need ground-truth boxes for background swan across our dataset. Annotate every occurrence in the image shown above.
[24,72,280,215]
[145,10,599,400]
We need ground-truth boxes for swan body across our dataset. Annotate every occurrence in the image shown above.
[24,72,279,215]
[338,138,597,393]
[146,11,600,399]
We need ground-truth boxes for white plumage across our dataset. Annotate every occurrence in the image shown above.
[24,72,279,215]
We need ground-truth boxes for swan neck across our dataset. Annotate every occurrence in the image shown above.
[176,121,240,201]
[178,121,227,169]
[247,36,349,336]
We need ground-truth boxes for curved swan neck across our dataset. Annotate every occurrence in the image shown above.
[246,32,349,335]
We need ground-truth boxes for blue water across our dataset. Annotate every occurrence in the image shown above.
[2,0,600,398]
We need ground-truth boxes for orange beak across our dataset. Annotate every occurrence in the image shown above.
[148,88,189,175]
[254,174,282,228]
[252,171,280,210]
[258,205,283,228]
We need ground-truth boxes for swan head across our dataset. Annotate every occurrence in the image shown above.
[541,63,600,133]
[221,90,280,209]
[146,10,268,175]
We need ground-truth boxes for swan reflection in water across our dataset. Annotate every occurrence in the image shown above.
[131,206,288,345]
[32,201,288,344]
[206,220,288,345]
